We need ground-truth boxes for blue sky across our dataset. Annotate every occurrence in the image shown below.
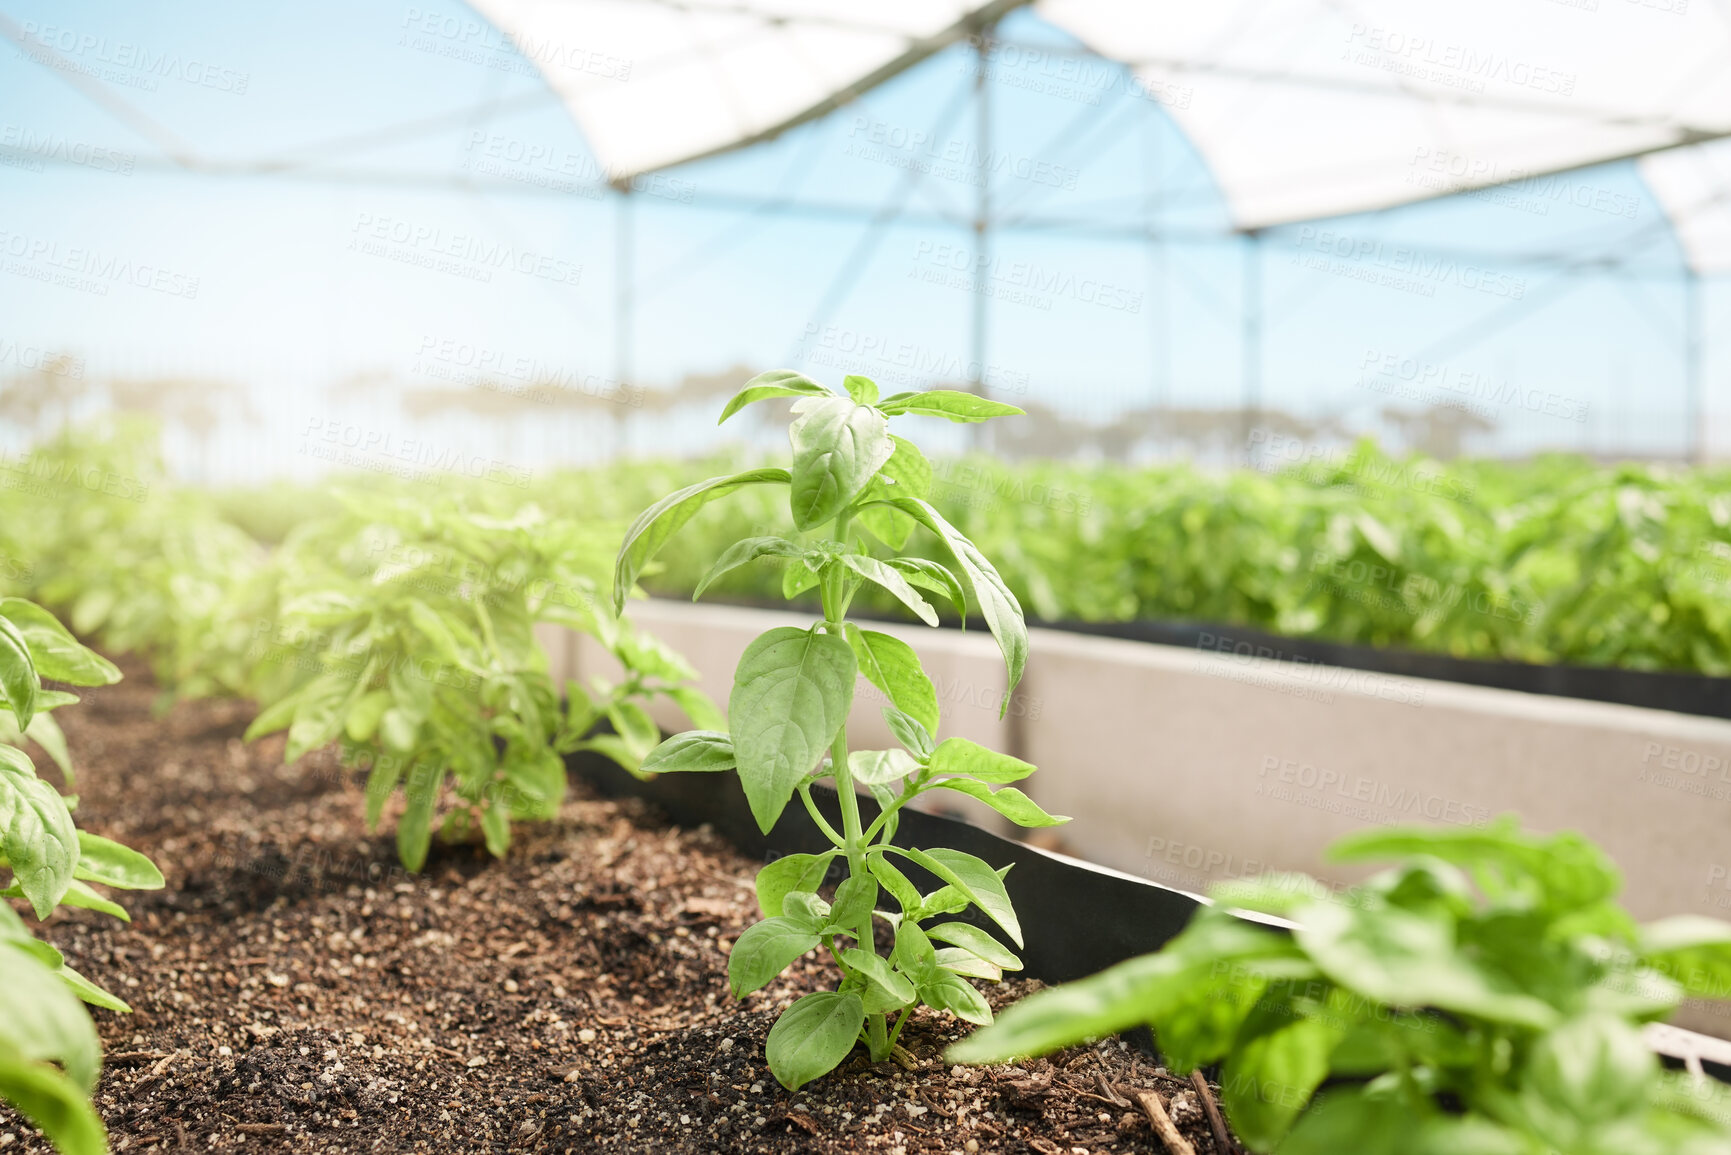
[0,0,1710,481]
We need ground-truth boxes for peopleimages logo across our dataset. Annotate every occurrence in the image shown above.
[1291,227,1526,299]
[16,21,250,94]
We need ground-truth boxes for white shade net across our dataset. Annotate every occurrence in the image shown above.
[463,0,1019,179]
[471,0,1731,268]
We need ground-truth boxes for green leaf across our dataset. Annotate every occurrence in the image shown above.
[845,626,939,735]
[756,851,838,922]
[243,682,307,742]
[839,555,938,626]
[0,746,76,918]
[718,370,834,424]
[881,706,934,761]
[1295,897,1557,1029]
[729,627,856,833]
[1519,1013,1653,1132]
[284,671,354,761]
[887,558,965,620]
[847,748,918,787]
[0,940,101,1090]
[842,375,880,405]
[782,890,831,930]
[825,874,878,933]
[1220,1011,1343,1151]
[57,880,130,923]
[56,958,132,1013]
[948,911,1310,1066]
[729,917,822,998]
[480,799,511,858]
[934,948,1001,981]
[0,1054,107,1155]
[642,731,736,775]
[877,389,1025,423]
[854,435,932,549]
[1328,820,1620,915]
[1275,1088,1412,1155]
[782,556,822,599]
[928,738,1036,784]
[874,499,1027,707]
[613,469,793,614]
[693,536,805,601]
[5,712,74,784]
[380,706,419,753]
[663,686,727,732]
[925,777,1067,828]
[344,690,392,743]
[0,615,39,732]
[606,700,661,760]
[397,760,441,872]
[788,398,894,530]
[1638,916,1731,1000]
[927,922,1022,971]
[866,852,922,914]
[0,600,119,687]
[888,846,1022,947]
[921,970,993,1025]
[73,832,162,890]
[364,756,403,829]
[893,918,937,973]
[766,991,864,1091]
[839,947,916,1009]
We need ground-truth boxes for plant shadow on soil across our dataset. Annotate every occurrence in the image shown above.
[1,659,1236,1153]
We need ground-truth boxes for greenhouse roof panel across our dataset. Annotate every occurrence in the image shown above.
[470,0,1731,265]
[464,0,1025,180]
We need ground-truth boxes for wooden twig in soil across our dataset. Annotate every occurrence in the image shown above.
[1190,1070,1235,1154]
[1124,1087,1197,1155]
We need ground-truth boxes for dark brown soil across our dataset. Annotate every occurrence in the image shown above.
[2,660,1239,1153]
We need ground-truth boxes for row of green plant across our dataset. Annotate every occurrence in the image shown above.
[209,435,1731,675]
[0,425,716,873]
[552,447,1731,675]
[0,597,164,1155]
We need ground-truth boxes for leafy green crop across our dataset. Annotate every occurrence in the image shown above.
[952,819,1731,1155]
[617,371,1066,1090]
[0,598,165,1155]
[245,493,718,871]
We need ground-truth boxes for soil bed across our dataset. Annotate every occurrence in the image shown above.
[2,660,1236,1153]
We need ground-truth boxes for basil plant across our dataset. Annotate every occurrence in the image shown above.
[953,820,1731,1155]
[1,598,165,1155]
[614,370,1066,1090]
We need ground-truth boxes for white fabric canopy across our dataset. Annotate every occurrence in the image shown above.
[1642,140,1731,273]
[472,0,1731,269]
[463,0,1024,179]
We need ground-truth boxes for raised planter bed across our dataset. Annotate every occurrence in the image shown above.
[544,599,1731,1042]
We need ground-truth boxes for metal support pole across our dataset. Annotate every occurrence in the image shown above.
[1143,103,1168,448]
[1242,230,1262,460]
[969,30,991,451]
[1686,267,1705,465]
[613,187,634,460]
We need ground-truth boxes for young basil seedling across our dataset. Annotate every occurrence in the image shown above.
[616,370,1067,1090]
[952,818,1731,1154]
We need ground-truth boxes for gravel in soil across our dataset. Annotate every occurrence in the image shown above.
[2,660,1238,1153]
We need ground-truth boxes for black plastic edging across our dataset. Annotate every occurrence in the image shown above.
[569,751,1201,986]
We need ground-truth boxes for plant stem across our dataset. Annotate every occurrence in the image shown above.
[798,785,844,846]
[821,511,891,1058]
